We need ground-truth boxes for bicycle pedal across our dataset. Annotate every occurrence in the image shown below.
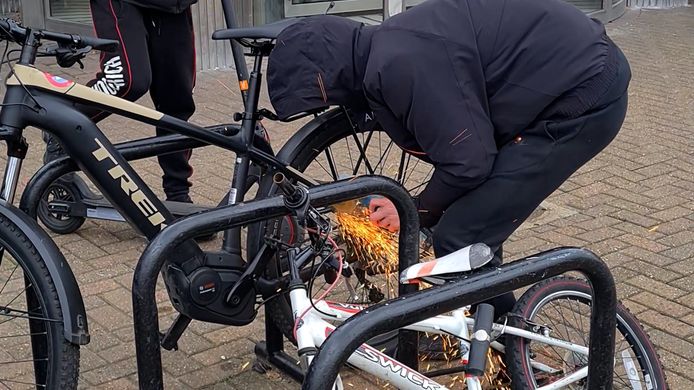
[159,331,179,351]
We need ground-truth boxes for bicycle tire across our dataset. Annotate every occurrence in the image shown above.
[0,213,80,389]
[248,109,433,344]
[505,276,668,390]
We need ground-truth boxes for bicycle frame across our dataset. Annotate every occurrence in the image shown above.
[0,59,312,245]
[293,294,592,390]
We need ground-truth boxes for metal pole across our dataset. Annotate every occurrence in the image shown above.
[132,176,420,389]
[303,247,617,390]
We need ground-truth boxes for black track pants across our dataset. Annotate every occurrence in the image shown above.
[45,0,196,201]
[432,46,632,317]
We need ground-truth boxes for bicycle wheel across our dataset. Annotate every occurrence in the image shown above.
[0,213,80,389]
[250,109,434,342]
[505,276,668,390]
[37,181,86,235]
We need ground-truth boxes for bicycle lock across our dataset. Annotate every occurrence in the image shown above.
[131,175,420,389]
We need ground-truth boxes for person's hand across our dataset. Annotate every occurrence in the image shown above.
[368,197,400,232]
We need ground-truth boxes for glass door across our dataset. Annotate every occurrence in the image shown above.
[44,0,93,35]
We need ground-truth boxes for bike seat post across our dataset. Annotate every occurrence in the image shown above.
[221,47,266,256]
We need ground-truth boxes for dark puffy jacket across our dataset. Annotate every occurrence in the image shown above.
[123,0,196,13]
[268,0,610,218]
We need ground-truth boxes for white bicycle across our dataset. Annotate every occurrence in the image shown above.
[270,174,668,390]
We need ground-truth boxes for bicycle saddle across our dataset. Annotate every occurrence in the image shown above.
[400,243,494,285]
[212,18,301,41]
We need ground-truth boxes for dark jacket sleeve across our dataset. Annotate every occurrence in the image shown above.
[364,29,497,225]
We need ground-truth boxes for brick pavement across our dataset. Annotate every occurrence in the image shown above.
[0,6,692,389]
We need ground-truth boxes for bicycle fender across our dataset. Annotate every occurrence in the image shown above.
[0,204,89,345]
[274,108,348,164]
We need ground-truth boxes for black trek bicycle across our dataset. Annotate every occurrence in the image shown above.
[0,4,436,388]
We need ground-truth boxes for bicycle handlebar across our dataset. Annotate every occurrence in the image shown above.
[0,18,119,52]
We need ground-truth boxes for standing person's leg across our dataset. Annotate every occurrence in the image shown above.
[146,8,196,202]
[433,50,631,317]
[42,0,151,189]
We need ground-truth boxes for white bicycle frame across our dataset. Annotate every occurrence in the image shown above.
[290,285,592,390]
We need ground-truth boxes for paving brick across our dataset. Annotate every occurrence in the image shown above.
[81,358,138,385]
[89,304,133,331]
[626,275,688,300]
[178,361,248,388]
[101,287,134,313]
[659,352,694,383]
[619,245,679,267]
[81,278,122,297]
[647,329,694,362]
[670,275,694,293]
[190,340,252,367]
[616,234,670,253]
[637,310,694,339]
[663,373,694,390]
[631,291,692,318]
[621,299,649,315]
[651,206,693,222]
[666,259,694,277]
[576,226,624,242]
[657,230,694,247]
[611,209,661,228]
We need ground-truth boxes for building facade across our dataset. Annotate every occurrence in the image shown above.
[9,0,654,70]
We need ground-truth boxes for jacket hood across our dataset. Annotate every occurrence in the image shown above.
[267,15,375,120]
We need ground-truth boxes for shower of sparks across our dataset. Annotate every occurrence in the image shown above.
[332,201,510,389]
[335,206,400,275]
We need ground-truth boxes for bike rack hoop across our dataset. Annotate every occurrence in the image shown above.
[131,175,420,390]
[303,247,618,390]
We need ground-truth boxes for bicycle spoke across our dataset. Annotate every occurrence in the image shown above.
[395,152,407,183]
[402,158,420,188]
[406,167,434,194]
[0,311,59,325]
[324,147,340,181]
[345,138,355,174]
[312,157,334,179]
[0,263,18,296]
[375,141,395,176]
[567,298,589,347]
[3,281,32,309]
[351,130,376,175]
[536,306,578,367]
[401,154,412,185]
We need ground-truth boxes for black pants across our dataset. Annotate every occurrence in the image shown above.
[433,45,632,316]
[45,0,196,201]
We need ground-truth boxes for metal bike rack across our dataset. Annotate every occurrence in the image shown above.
[303,247,618,390]
[131,175,420,389]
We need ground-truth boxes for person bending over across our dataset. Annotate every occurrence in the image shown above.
[266,0,631,322]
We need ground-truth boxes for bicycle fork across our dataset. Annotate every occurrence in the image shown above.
[1,155,22,204]
[1,135,28,205]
